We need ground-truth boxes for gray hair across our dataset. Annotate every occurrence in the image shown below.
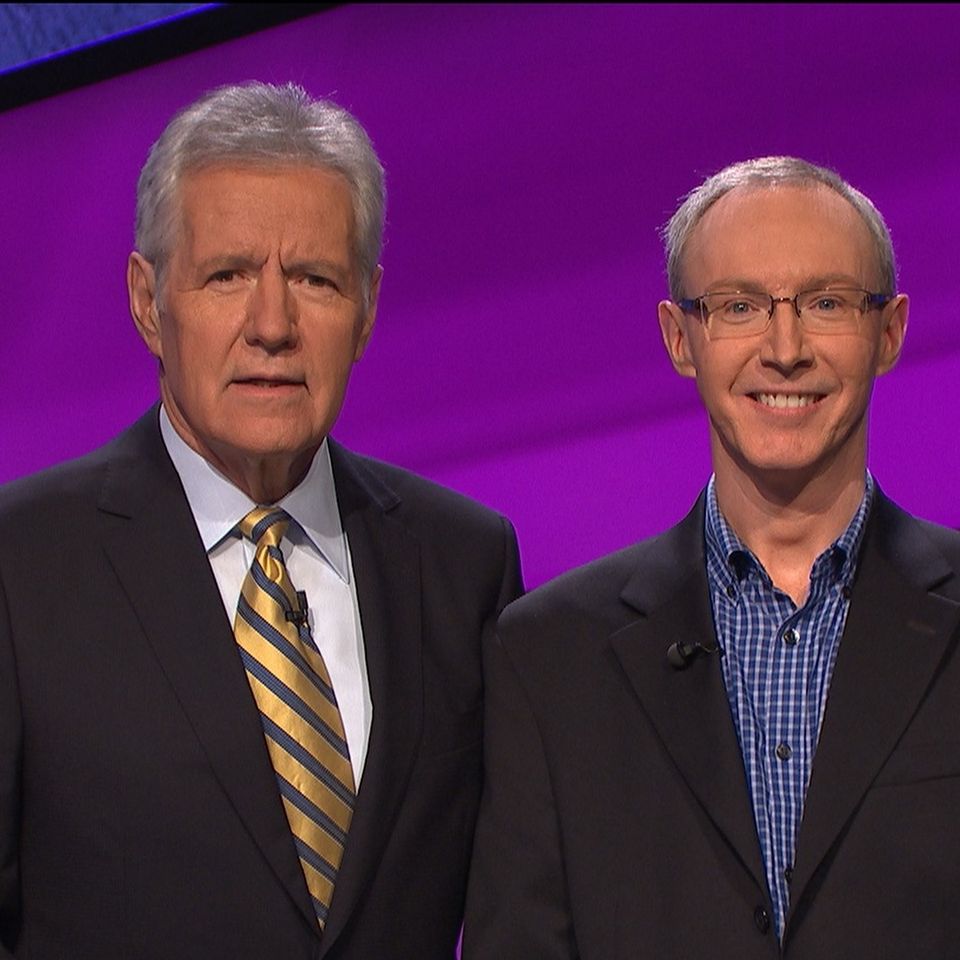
[662,156,897,300]
[135,81,385,300]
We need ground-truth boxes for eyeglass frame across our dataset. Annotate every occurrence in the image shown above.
[676,287,893,338]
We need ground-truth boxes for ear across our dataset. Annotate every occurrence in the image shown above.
[353,264,382,362]
[127,252,164,360]
[658,299,698,379]
[875,293,908,375]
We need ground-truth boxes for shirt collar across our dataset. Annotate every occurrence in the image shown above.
[159,405,351,583]
[704,471,875,588]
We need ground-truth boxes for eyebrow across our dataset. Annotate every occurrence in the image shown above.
[195,254,264,275]
[193,254,353,285]
[703,274,866,293]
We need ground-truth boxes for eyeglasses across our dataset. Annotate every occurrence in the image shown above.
[676,287,892,340]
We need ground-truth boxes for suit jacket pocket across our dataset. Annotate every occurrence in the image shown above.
[873,739,960,787]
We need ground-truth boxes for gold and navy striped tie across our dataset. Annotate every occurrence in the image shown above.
[234,507,355,930]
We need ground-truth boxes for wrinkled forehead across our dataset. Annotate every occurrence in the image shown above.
[164,160,357,243]
[176,159,353,213]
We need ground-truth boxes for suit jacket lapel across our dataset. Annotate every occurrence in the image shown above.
[96,409,319,932]
[319,442,423,954]
[787,491,960,930]
[609,497,768,893]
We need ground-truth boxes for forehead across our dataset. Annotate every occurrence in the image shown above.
[173,163,356,251]
[684,183,878,289]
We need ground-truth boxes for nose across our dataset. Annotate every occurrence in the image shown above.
[244,264,298,351]
[759,298,812,372]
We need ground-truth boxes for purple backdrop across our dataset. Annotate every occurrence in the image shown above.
[2,3,959,587]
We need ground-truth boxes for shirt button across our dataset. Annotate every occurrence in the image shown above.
[783,627,799,646]
[726,583,737,599]
[754,905,771,934]
[784,866,793,884]
[776,742,792,761]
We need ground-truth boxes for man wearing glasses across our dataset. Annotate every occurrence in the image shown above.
[465,157,960,958]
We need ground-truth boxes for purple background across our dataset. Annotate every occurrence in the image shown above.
[1,3,959,588]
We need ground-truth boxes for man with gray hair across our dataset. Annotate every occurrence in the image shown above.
[0,82,521,959]
[465,156,960,958]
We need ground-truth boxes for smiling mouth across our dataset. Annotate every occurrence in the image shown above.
[751,393,824,409]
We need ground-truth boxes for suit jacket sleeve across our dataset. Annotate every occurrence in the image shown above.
[0,572,19,957]
[463,617,579,960]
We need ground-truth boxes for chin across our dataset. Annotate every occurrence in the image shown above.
[215,423,316,457]
[729,438,821,476]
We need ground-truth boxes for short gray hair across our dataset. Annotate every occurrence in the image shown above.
[662,156,897,300]
[135,81,385,299]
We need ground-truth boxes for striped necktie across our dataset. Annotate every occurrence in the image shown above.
[234,506,356,930]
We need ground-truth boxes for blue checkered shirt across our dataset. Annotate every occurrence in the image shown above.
[704,473,873,938]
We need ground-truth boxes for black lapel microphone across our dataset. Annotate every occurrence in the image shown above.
[666,638,722,670]
[285,590,310,627]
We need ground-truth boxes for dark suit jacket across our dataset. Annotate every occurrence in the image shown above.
[464,489,960,959]
[0,407,522,959]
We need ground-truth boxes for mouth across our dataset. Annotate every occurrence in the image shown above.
[232,377,304,389]
[750,392,824,409]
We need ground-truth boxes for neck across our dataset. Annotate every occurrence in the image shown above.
[161,400,317,504]
[222,454,314,504]
[713,462,866,606]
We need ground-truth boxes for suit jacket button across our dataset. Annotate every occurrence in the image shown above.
[754,905,771,934]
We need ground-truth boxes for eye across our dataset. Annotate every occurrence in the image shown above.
[718,295,764,319]
[294,273,340,296]
[208,269,242,285]
[813,295,843,312]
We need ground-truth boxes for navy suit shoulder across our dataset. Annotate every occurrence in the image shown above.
[329,439,523,621]
[495,541,646,660]
[914,515,960,552]
[892,510,960,588]
[497,495,704,644]
[330,440,516,535]
[0,425,125,516]
[0,407,180,534]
